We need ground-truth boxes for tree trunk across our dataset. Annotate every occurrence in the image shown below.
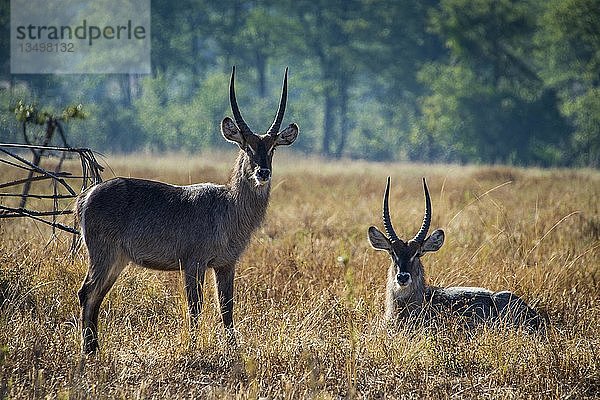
[334,76,349,158]
[322,94,335,157]
[256,51,267,98]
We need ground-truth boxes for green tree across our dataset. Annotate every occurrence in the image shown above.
[537,0,600,166]
[418,0,570,165]
[284,0,371,157]
[134,70,229,151]
[358,0,446,161]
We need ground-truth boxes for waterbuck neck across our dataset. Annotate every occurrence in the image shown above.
[385,262,427,321]
[227,150,270,233]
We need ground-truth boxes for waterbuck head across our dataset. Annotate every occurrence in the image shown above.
[221,66,299,187]
[368,177,445,297]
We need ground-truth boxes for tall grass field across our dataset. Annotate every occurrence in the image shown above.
[1,152,598,398]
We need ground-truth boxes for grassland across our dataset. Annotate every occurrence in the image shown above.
[1,151,599,398]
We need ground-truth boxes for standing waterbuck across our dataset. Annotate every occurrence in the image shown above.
[368,177,543,331]
[76,67,299,353]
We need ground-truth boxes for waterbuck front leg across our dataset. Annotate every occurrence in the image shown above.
[214,266,236,345]
[183,262,206,326]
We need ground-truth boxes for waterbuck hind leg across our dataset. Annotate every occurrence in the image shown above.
[215,266,236,345]
[78,251,127,354]
[78,278,98,355]
[184,263,206,327]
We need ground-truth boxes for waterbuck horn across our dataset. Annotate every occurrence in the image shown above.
[382,176,401,243]
[266,67,288,136]
[229,66,252,135]
[411,177,432,244]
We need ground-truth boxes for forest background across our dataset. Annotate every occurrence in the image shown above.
[1,0,599,167]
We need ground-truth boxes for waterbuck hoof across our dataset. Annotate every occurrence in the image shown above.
[82,339,99,355]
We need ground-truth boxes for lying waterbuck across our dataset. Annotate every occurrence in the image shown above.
[76,67,299,353]
[368,177,543,331]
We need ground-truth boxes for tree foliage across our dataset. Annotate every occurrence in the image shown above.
[536,0,600,165]
[1,0,598,166]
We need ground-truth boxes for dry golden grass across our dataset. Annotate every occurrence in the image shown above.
[1,152,599,398]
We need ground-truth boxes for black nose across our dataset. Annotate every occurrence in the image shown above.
[256,168,271,181]
[396,272,410,285]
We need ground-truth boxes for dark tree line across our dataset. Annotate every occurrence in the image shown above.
[1,0,598,167]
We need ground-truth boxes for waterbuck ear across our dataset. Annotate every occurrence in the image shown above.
[274,123,299,146]
[420,229,445,254]
[368,226,392,252]
[221,117,245,147]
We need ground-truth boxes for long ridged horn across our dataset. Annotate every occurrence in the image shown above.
[382,177,401,243]
[266,67,288,136]
[229,66,252,134]
[412,177,432,244]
